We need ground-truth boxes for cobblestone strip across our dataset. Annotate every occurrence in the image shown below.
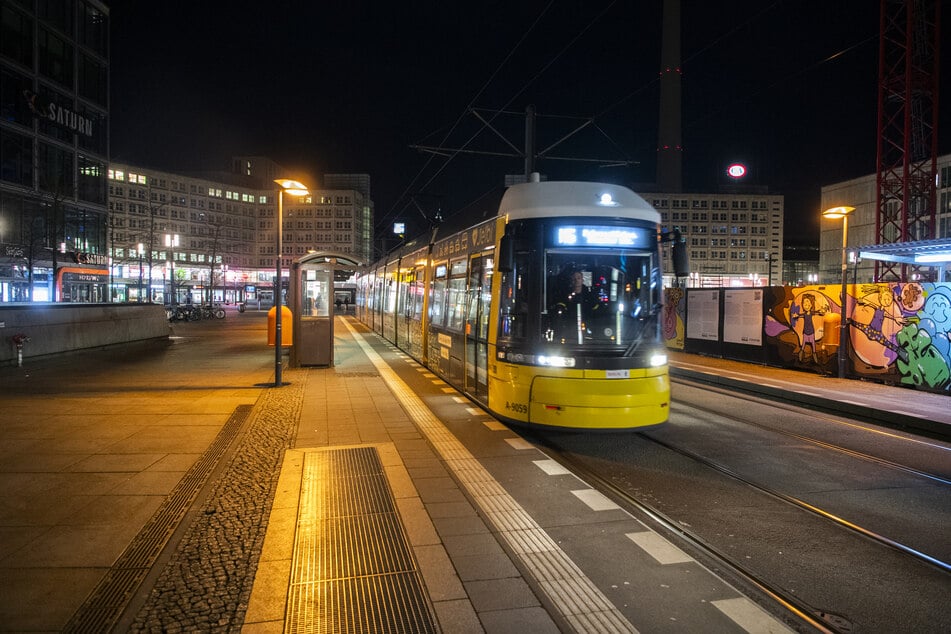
[131,370,305,633]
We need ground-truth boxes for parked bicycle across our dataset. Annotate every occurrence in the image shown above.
[166,304,225,321]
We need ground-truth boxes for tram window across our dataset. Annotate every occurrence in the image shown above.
[431,278,447,326]
[499,251,531,340]
[543,251,658,347]
[398,279,412,318]
[408,283,418,320]
[478,257,493,339]
[446,277,466,331]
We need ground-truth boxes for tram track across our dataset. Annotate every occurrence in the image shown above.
[523,377,951,633]
[666,378,951,573]
[638,428,951,576]
[530,441,841,634]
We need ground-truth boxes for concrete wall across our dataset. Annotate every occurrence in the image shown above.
[0,304,170,365]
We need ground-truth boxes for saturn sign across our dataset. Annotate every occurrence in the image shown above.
[727,163,747,179]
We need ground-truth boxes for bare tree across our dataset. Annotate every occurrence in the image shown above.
[202,213,227,304]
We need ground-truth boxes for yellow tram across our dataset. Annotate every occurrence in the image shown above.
[356,178,673,430]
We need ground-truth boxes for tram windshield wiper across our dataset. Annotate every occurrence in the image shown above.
[623,306,660,357]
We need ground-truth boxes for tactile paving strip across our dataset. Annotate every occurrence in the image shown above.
[286,446,436,634]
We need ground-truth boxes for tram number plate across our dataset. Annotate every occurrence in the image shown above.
[505,402,528,414]
[606,370,630,379]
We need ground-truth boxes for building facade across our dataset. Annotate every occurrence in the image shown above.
[650,191,784,287]
[107,162,374,305]
[0,0,110,302]
[819,152,951,284]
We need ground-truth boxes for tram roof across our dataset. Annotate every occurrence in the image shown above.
[500,181,659,222]
[856,238,951,265]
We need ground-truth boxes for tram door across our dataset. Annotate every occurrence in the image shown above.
[465,254,493,402]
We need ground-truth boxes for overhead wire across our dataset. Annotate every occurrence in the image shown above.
[376,1,557,231]
[377,0,621,232]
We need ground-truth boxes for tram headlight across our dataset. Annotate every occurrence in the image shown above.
[649,351,668,367]
[537,355,576,368]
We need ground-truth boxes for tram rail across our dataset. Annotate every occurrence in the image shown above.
[523,376,951,633]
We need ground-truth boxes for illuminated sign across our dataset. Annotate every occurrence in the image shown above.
[727,163,747,179]
[23,90,95,137]
[555,225,648,248]
[393,222,405,235]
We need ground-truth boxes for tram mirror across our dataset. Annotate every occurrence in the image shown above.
[498,234,514,273]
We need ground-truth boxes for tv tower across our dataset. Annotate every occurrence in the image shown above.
[656,0,683,193]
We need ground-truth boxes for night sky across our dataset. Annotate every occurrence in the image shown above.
[109,1,951,247]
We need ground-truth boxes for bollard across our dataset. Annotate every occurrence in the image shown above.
[12,333,30,367]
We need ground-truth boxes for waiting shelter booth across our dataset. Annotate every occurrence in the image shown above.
[288,252,363,367]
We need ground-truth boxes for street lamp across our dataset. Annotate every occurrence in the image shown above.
[273,178,310,387]
[822,205,855,379]
[137,242,145,302]
[222,264,229,303]
[165,233,179,305]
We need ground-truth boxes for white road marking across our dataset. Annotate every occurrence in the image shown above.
[712,597,792,633]
[625,532,693,565]
[483,420,508,431]
[572,489,620,511]
[534,459,571,476]
[505,438,535,451]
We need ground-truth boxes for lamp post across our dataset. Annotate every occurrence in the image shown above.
[273,179,310,387]
[822,206,855,379]
[165,233,179,305]
[222,264,229,304]
[137,242,145,302]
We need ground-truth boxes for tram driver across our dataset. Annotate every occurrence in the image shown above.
[550,269,600,319]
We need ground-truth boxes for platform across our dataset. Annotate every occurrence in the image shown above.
[1,312,946,632]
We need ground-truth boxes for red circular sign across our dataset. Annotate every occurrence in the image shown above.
[727,163,747,178]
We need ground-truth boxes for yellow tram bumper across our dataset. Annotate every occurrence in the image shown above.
[528,370,670,430]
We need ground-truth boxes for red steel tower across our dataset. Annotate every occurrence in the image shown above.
[875,0,941,281]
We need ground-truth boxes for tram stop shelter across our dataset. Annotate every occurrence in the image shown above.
[287,252,363,367]
[856,237,951,281]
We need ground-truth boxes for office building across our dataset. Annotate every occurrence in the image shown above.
[107,161,374,304]
[0,0,110,301]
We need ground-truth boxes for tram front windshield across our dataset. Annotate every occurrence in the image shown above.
[540,251,659,350]
[500,249,661,355]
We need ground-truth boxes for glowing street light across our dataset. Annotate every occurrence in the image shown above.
[822,205,855,378]
[273,179,310,387]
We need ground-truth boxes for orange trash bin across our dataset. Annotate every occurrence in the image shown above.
[267,305,293,346]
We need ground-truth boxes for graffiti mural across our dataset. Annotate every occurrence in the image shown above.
[663,287,685,350]
[666,282,951,394]
[764,286,841,374]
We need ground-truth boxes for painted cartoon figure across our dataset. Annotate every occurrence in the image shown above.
[918,286,951,366]
[897,282,926,316]
[850,284,908,367]
[663,286,685,347]
[790,292,825,364]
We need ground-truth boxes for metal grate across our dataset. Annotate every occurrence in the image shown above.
[287,447,437,634]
